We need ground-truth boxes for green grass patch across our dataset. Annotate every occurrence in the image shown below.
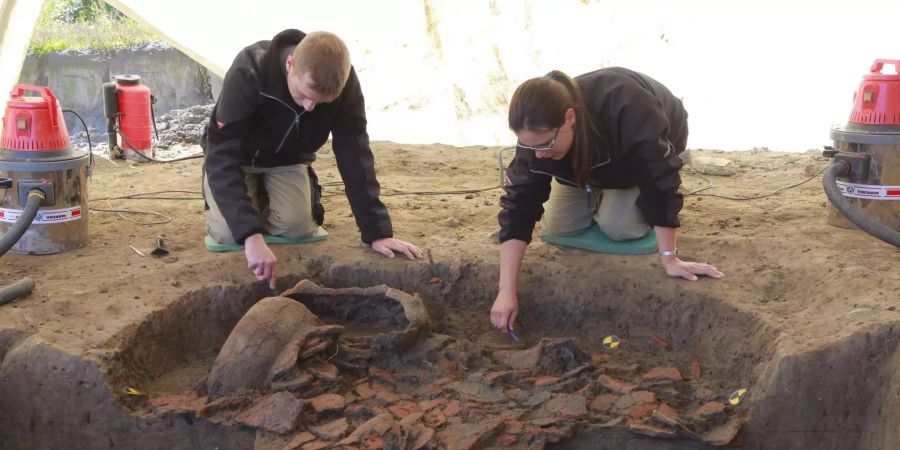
[29,0,163,55]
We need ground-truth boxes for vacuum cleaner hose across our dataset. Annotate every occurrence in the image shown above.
[0,189,45,257]
[824,162,900,247]
[0,277,35,306]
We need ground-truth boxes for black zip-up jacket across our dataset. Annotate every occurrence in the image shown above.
[499,67,688,243]
[203,29,392,245]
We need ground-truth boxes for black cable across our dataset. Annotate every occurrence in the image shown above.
[684,165,828,201]
[62,109,93,166]
[115,127,203,163]
[149,96,160,141]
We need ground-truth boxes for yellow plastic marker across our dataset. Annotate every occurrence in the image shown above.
[729,388,747,405]
[124,387,146,396]
[602,335,621,349]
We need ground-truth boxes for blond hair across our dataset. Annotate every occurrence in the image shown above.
[291,31,352,98]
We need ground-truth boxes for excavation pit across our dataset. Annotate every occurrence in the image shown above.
[88,262,778,449]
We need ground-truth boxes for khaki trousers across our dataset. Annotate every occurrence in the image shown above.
[203,164,317,245]
[541,179,650,241]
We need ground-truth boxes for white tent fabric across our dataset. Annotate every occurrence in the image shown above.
[2,0,900,151]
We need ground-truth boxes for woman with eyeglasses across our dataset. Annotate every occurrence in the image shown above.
[491,68,724,332]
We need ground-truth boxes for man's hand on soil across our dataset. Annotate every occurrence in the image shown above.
[244,234,277,289]
[662,257,725,281]
[370,237,423,260]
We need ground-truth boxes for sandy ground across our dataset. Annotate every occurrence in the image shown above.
[2,143,897,349]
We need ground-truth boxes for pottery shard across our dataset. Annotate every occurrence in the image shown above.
[149,391,205,416]
[614,391,656,411]
[309,417,349,441]
[234,391,303,434]
[282,279,430,354]
[338,413,396,445]
[495,338,590,375]
[692,401,727,425]
[626,418,677,439]
[543,393,588,418]
[700,415,742,446]
[651,403,682,428]
[206,297,322,399]
[437,419,503,450]
[448,381,508,403]
[307,393,347,416]
[589,394,619,413]
[597,374,637,394]
[641,367,683,386]
[283,432,316,450]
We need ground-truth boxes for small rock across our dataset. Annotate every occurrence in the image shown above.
[626,418,677,438]
[589,394,619,412]
[691,156,737,176]
[597,374,637,394]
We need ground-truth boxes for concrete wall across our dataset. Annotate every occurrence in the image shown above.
[18,46,221,134]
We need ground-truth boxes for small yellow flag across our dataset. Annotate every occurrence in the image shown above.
[602,335,621,349]
[729,388,747,405]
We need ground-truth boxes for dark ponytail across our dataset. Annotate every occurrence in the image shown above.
[509,70,603,187]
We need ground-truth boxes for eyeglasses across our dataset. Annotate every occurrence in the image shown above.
[517,127,560,153]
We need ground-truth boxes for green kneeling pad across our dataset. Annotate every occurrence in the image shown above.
[540,222,657,255]
[204,227,328,252]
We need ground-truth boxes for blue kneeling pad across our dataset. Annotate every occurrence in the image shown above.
[204,227,329,252]
[540,222,658,255]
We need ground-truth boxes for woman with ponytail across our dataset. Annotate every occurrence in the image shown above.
[491,68,724,332]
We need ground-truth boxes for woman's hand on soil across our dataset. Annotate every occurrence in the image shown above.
[491,290,519,331]
[371,238,424,260]
[662,257,725,281]
[244,234,277,289]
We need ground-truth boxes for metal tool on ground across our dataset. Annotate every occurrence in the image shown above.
[825,59,900,247]
[149,236,169,258]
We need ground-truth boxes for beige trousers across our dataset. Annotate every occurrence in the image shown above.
[541,179,650,241]
[203,164,317,245]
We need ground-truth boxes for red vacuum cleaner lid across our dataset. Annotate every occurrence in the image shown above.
[848,59,900,126]
[1,84,70,151]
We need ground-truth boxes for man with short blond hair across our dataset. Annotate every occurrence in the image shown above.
[203,29,421,288]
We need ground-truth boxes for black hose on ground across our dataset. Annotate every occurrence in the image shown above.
[0,277,35,306]
[0,190,45,257]
[824,162,900,247]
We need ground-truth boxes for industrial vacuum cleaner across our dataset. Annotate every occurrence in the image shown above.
[825,59,900,247]
[0,84,92,304]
